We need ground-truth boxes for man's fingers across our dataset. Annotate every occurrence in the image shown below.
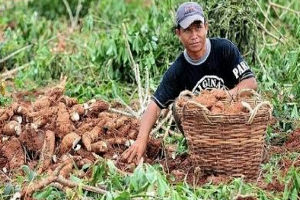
[128,149,137,163]
[122,147,133,160]
[136,153,143,165]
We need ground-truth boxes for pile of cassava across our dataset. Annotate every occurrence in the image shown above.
[0,83,162,182]
[177,89,252,115]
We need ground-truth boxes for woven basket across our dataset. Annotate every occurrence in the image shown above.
[175,89,272,180]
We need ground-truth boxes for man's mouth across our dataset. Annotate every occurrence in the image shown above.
[190,42,200,47]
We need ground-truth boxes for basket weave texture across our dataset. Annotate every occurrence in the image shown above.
[175,90,272,180]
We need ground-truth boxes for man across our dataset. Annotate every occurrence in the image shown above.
[122,2,257,163]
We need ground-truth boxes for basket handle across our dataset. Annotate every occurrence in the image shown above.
[178,90,194,99]
[183,99,212,124]
[236,89,260,100]
[245,101,273,124]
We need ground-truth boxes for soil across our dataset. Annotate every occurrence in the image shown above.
[236,197,257,200]
[284,129,300,152]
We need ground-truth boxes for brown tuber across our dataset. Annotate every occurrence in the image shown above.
[114,116,128,129]
[117,124,132,137]
[70,104,85,121]
[16,105,30,117]
[82,126,103,151]
[33,96,51,111]
[38,130,55,173]
[106,137,127,145]
[211,101,225,114]
[59,160,73,178]
[60,96,78,107]
[60,132,81,154]
[0,108,14,122]
[2,121,21,136]
[56,102,73,138]
[91,141,108,153]
[89,100,109,112]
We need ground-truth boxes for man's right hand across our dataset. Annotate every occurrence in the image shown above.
[122,100,161,164]
[122,138,147,164]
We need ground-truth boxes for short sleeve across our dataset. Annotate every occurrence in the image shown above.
[152,66,182,109]
[224,40,255,82]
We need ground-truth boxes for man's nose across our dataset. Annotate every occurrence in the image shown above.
[191,29,198,39]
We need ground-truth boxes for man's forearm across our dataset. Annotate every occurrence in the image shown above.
[230,77,257,96]
[137,100,161,141]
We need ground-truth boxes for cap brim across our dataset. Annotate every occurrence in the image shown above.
[179,15,204,29]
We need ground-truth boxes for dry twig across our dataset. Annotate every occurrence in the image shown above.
[0,62,31,80]
[255,19,284,43]
[254,0,285,41]
[62,0,82,30]
[0,45,32,64]
[108,107,137,118]
[269,2,300,15]
[22,162,107,198]
[122,23,146,113]
[150,109,172,136]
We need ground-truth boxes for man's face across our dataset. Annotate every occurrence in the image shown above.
[176,21,208,56]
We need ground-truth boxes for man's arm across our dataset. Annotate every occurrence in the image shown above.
[122,100,161,163]
[229,77,257,97]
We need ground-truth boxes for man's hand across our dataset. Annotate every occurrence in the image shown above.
[229,77,257,98]
[122,100,161,164]
[122,138,147,164]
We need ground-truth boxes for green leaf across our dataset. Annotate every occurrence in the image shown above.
[290,187,298,200]
[114,191,131,200]
[157,174,169,197]
[3,183,14,196]
[107,159,118,175]
[145,165,157,184]
[291,104,299,119]
[283,176,292,200]
[22,165,36,182]
[171,190,182,200]
[33,187,52,199]
[91,164,106,185]
[70,175,83,184]
[130,164,148,192]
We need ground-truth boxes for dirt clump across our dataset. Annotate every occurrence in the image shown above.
[235,196,257,200]
[284,129,300,152]
[1,137,25,170]
[19,125,45,152]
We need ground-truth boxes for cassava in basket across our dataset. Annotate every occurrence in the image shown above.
[174,89,272,181]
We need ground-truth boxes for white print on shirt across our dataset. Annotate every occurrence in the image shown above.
[232,61,249,79]
[192,75,225,94]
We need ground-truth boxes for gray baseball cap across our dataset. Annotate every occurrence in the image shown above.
[176,2,205,29]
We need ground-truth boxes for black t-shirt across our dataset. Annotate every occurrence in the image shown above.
[152,38,254,109]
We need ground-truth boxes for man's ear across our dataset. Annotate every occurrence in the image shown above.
[205,23,209,34]
[175,28,180,36]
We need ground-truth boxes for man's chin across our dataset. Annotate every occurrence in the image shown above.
[189,47,202,52]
